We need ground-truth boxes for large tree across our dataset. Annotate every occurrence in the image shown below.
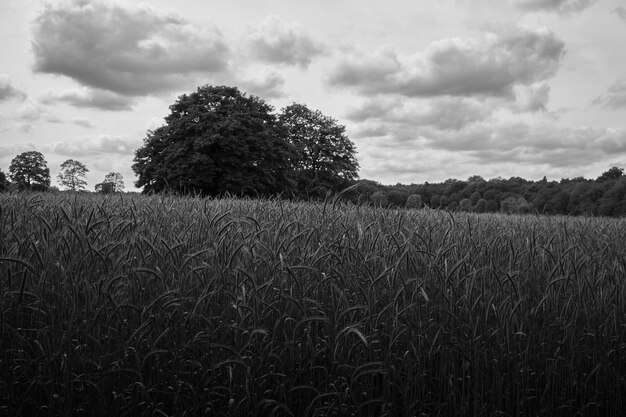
[133,85,296,196]
[9,151,51,190]
[279,103,359,198]
[57,159,89,191]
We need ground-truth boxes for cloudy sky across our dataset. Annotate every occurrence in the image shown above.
[1,0,625,190]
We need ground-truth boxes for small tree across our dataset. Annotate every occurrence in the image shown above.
[57,159,89,191]
[405,194,423,209]
[9,151,51,190]
[370,191,388,207]
[96,172,124,194]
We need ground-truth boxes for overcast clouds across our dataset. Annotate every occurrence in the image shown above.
[1,0,625,190]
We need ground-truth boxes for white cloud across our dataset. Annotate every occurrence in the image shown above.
[240,71,286,98]
[41,88,135,111]
[593,79,626,109]
[512,0,598,15]
[0,74,26,101]
[346,96,492,131]
[328,27,565,98]
[614,7,626,21]
[249,16,325,68]
[32,0,229,96]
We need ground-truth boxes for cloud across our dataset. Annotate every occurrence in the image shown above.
[240,72,286,99]
[50,135,142,157]
[614,7,626,21]
[593,79,626,109]
[513,0,598,15]
[346,96,492,131]
[356,120,626,183]
[32,0,229,96]
[328,27,565,98]
[71,118,95,128]
[41,88,135,111]
[0,74,26,101]
[510,82,551,112]
[249,16,325,68]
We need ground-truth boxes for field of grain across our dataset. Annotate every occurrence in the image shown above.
[1,192,625,416]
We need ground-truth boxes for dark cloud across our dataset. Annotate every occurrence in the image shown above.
[249,16,325,68]
[41,88,135,111]
[513,0,598,15]
[32,0,229,96]
[593,79,626,109]
[0,75,26,101]
[614,7,626,21]
[240,72,286,99]
[328,27,565,98]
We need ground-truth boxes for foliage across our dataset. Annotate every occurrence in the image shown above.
[279,103,359,198]
[348,167,626,217]
[1,192,626,415]
[597,166,624,182]
[405,194,422,209]
[8,151,50,190]
[133,85,296,196]
[0,168,9,192]
[57,159,89,191]
[95,172,124,194]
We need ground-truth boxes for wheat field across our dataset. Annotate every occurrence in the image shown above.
[1,192,625,416]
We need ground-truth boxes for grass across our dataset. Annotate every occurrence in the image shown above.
[1,191,625,416]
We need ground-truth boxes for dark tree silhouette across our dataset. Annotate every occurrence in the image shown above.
[9,151,50,190]
[279,103,359,198]
[133,85,296,196]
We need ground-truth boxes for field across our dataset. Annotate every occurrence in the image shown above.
[1,192,626,416]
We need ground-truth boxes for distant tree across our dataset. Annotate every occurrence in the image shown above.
[0,168,9,192]
[387,190,407,207]
[57,159,89,191]
[598,178,626,216]
[469,191,481,206]
[474,198,488,213]
[597,167,624,182]
[133,85,296,196]
[459,198,472,212]
[500,195,530,214]
[9,151,50,190]
[370,191,388,207]
[406,194,423,209]
[95,172,124,194]
[279,103,359,198]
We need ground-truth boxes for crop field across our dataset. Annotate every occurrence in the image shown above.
[1,192,626,416]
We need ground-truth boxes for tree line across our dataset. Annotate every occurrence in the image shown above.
[0,152,125,194]
[348,167,626,216]
[1,83,625,217]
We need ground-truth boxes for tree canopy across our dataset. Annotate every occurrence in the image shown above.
[0,168,9,192]
[133,85,297,196]
[57,159,89,191]
[279,103,359,198]
[9,151,50,191]
[95,172,125,194]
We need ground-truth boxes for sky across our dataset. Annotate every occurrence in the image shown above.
[1,0,625,191]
